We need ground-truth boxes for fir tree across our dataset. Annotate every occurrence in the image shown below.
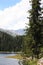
[24,0,43,59]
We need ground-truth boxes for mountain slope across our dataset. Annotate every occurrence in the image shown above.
[10,29,25,35]
[0,29,25,36]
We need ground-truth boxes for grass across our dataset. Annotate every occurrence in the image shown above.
[28,60,37,65]
[22,59,37,65]
[6,54,23,60]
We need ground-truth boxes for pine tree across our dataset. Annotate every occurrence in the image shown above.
[24,0,42,59]
[40,9,43,56]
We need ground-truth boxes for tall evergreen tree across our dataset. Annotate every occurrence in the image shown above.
[40,11,43,55]
[24,0,43,59]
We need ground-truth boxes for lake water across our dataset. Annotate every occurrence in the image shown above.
[0,54,19,65]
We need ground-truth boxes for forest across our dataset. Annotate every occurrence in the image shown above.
[0,31,24,52]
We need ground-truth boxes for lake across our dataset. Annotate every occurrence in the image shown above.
[0,54,19,65]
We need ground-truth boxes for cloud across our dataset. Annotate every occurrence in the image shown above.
[0,0,43,30]
[0,0,30,30]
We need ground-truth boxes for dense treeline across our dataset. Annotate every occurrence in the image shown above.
[0,31,23,52]
[22,0,43,59]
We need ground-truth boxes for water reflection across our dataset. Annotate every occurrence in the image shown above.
[0,54,19,65]
[0,54,16,58]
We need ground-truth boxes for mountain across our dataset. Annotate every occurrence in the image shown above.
[10,29,25,35]
[0,28,25,36]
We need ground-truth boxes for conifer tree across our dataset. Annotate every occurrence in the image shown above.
[24,0,43,59]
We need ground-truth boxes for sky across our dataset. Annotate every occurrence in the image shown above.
[0,0,43,30]
[0,0,30,30]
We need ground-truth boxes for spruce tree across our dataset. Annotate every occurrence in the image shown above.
[24,0,42,59]
[40,10,43,56]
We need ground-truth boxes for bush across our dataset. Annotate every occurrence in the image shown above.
[22,59,37,65]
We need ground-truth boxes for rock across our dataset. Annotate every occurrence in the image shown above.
[37,58,43,65]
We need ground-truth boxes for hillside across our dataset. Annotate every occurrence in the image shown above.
[0,28,25,36]
[0,29,23,51]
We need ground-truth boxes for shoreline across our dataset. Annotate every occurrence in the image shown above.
[0,51,21,54]
[6,54,23,60]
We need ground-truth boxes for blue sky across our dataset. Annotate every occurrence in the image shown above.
[0,0,29,30]
[0,0,43,30]
[0,0,21,10]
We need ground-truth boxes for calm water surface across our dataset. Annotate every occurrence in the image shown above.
[0,54,19,65]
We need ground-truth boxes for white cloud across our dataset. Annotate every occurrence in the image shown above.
[0,0,30,30]
[0,0,43,30]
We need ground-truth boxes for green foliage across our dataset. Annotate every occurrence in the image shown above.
[23,0,43,59]
[0,31,23,52]
[22,35,34,57]
[22,60,37,65]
